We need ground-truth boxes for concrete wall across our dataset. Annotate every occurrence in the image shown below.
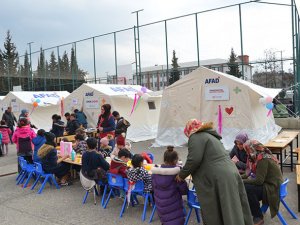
[275,118,300,129]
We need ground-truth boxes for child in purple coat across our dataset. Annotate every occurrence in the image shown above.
[151,146,188,225]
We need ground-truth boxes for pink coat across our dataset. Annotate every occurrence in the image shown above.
[12,125,36,152]
[0,126,12,144]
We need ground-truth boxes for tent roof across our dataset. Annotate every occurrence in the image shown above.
[5,91,70,106]
[83,83,152,97]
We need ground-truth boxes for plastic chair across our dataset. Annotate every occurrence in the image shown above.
[184,189,201,225]
[103,173,124,209]
[16,158,35,187]
[261,178,298,225]
[30,162,60,194]
[16,156,25,183]
[120,178,154,221]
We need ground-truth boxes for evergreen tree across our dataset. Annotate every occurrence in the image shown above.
[0,51,4,76]
[169,50,180,85]
[37,47,46,78]
[61,51,70,79]
[2,30,19,90]
[49,51,57,78]
[22,51,30,77]
[227,48,241,78]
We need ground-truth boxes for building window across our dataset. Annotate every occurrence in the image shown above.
[148,101,156,110]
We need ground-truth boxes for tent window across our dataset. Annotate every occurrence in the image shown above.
[148,101,156,110]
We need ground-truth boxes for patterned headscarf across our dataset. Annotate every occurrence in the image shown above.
[184,119,213,138]
[243,139,278,164]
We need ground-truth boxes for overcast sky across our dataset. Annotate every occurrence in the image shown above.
[0,0,298,78]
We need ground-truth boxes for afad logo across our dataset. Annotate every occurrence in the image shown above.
[85,91,94,96]
[205,77,220,84]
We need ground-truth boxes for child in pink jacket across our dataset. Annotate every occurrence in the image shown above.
[0,120,12,155]
[12,118,36,171]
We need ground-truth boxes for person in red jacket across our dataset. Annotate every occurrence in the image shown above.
[109,148,131,178]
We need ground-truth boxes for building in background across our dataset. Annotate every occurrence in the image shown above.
[133,55,252,91]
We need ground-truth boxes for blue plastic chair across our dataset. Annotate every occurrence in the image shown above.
[103,173,124,209]
[121,178,154,221]
[16,158,35,187]
[184,189,201,225]
[30,162,60,194]
[261,178,298,225]
[16,156,25,183]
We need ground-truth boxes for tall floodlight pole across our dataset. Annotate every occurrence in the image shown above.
[27,42,34,91]
[132,9,143,85]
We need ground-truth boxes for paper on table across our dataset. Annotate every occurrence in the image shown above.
[273,139,287,143]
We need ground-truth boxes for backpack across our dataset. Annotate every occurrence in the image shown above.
[18,136,33,156]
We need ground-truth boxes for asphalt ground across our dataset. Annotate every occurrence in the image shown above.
[0,140,299,225]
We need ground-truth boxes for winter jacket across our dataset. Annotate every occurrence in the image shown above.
[73,140,88,154]
[50,120,65,137]
[12,125,36,152]
[99,145,112,158]
[82,150,110,180]
[127,167,152,192]
[229,145,248,170]
[66,119,80,135]
[110,157,128,178]
[2,110,17,128]
[97,114,115,138]
[243,158,283,218]
[152,165,188,225]
[0,125,12,144]
[32,135,46,163]
[75,111,87,127]
[115,117,130,137]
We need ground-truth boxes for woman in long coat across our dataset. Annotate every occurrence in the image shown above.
[177,119,253,225]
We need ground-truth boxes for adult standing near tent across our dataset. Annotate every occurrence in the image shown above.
[112,111,130,138]
[2,107,17,144]
[97,104,115,148]
[176,119,253,225]
[243,140,283,225]
[74,108,88,128]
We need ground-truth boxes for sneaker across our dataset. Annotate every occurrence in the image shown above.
[60,182,69,186]
[253,217,264,225]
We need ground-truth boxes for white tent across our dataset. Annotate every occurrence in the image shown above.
[154,66,281,150]
[1,91,70,130]
[64,84,162,142]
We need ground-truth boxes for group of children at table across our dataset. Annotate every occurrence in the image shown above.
[81,136,188,225]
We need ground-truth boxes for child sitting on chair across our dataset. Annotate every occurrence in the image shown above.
[151,146,188,225]
[110,134,126,159]
[73,134,87,154]
[110,148,131,178]
[127,154,152,193]
[99,136,112,158]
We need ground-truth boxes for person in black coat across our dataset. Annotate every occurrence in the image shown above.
[66,113,80,135]
[229,132,249,171]
[2,107,17,144]
[82,137,110,181]
[112,111,130,138]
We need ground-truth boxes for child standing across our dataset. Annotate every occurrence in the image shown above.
[151,146,188,225]
[110,148,131,178]
[127,154,152,193]
[0,120,12,156]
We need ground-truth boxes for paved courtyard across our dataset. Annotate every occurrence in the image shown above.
[0,141,299,225]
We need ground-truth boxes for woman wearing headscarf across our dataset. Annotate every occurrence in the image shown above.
[38,132,71,185]
[176,119,253,225]
[243,140,283,225]
[97,104,116,148]
[230,132,249,172]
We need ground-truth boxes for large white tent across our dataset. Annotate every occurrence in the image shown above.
[154,66,281,150]
[1,91,70,130]
[64,84,162,142]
